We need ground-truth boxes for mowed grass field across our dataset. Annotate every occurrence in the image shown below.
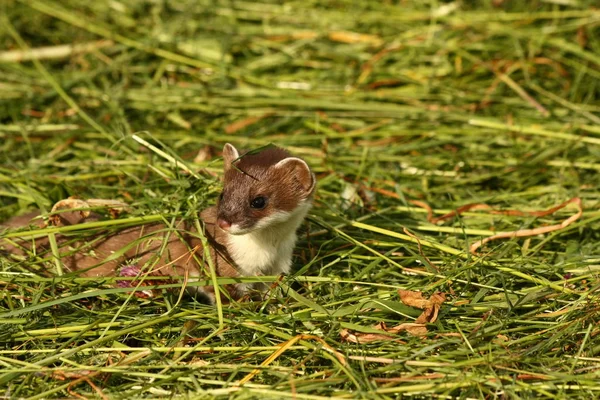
[1,1,600,398]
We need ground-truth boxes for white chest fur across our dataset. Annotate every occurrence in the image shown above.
[226,202,311,277]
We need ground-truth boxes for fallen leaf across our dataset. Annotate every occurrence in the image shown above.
[397,323,427,337]
[398,289,432,309]
[340,291,447,342]
[399,290,446,325]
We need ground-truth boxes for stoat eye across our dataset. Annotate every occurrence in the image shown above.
[250,196,267,209]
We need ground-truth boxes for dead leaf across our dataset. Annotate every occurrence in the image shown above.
[340,291,447,342]
[400,323,428,336]
[399,290,446,325]
[398,290,431,309]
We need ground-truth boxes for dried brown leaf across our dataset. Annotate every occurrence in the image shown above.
[398,289,431,309]
[340,292,447,341]
[398,290,445,324]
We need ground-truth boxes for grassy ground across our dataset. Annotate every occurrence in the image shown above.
[1,0,600,398]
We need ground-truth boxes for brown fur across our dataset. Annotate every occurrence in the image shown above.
[219,147,315,230]
[0,207,243,300]
[0,144,315,302]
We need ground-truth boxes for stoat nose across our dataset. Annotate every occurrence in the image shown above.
[217,218,232,230]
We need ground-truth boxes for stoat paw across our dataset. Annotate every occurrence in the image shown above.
[117,265,157,299]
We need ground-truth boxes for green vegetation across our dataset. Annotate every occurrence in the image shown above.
[1,0,599,398]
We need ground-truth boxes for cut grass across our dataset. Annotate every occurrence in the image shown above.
[1,0,600,398]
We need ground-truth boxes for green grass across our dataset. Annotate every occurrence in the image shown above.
[1,0,600,398]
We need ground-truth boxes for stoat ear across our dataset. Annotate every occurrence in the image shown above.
[222,143,240,171]
[275,157,316,195]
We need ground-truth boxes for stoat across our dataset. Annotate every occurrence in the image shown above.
[0,144,316,303]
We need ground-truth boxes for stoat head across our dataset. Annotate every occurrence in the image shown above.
[216,143,316,235]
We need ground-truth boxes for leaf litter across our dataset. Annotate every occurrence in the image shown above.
[341,290,447,342]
